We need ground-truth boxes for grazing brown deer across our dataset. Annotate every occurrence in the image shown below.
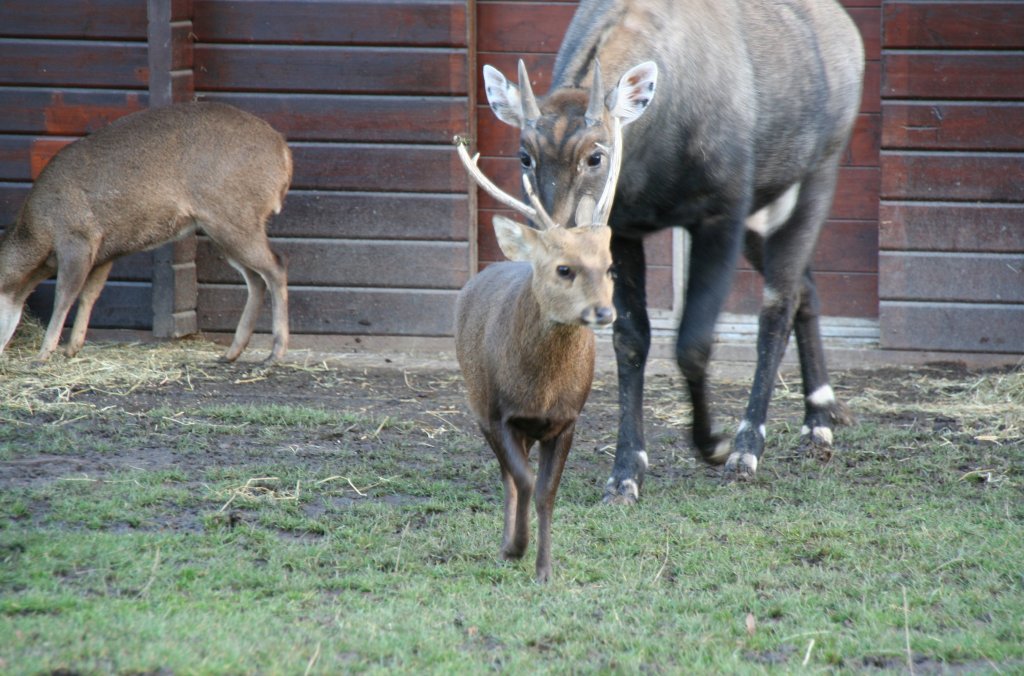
[483,0,863,494]
[455,61,657,582]
[0,102,292,363]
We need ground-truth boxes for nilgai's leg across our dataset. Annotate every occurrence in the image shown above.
[534,424,574,583]
[677,216,745,465]
[725,163,841,480]
[606,234,650,505]
[37,246,94,361]
[486,425,534,561]
[64,261,113,357]
[794,269,854,452]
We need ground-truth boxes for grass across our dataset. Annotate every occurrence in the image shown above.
[1,323,1022,673]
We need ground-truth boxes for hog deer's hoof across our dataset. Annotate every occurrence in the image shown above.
[500,543,527,561]
[723,451,759,482]
[535,566,552,584]
[602,477,640,505]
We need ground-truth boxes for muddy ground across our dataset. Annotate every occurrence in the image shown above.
[2,348,1007,495]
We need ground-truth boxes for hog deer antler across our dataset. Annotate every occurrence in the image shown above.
[592,115,623,226]
[454,136,558,230]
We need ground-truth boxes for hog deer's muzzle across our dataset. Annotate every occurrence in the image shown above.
[582,305,616,327]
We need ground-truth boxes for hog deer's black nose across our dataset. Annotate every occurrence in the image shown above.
[594,306,616,325]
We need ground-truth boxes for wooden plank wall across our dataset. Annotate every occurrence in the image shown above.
[880,1,1024,353]
[191,0,472,338]
[475,0,882,321]
[0,0,156,329]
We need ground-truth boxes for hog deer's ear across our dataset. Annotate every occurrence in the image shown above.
[493,215,540,262]
[483,65,525,128]
[607,61,658,126]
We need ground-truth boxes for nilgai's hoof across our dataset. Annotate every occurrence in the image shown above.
[602,478,639,505]
[723,452,758,482]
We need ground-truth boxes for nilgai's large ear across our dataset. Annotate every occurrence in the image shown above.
[493,215,540,262]
[607,61,658,126]
[483,65,525,129]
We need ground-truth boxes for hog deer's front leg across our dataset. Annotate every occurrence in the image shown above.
[484,426,533,561]
[534,424,574,583]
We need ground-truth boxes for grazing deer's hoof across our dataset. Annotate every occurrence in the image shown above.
[535,566,552,584]
[723,451,758,482]
[602,477,640,505]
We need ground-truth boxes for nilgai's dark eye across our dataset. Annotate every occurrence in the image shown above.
[519,150,533,169]
[587,152,603,168]
[556,265,574,280]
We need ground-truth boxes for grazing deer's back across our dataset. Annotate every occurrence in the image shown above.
[24,102,292,256]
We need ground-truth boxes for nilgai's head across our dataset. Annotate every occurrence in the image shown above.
[483,60,658,228]
[493,215,614,327]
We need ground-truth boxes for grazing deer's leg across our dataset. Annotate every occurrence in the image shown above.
[208,218,288,363]
[606,234,650,505]
[0,264,52,355]
[37,245,94,362]
[678,216,745,467]
[534,424,574,583]
[64,260,113,357]
[726,165,839,480]
[486,425,534,560]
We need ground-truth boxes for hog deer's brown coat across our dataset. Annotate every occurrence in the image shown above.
[0,102,292,363]
[454,62,656,582]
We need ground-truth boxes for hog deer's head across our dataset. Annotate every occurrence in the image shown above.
[483,60,658,228]
[453,102,627,327]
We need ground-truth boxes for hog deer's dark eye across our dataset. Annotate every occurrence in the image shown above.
[556,265,575,280]
[519,151,533,169]
[587,152,603,168]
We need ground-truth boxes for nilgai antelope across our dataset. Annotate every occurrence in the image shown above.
[455,61,656,581]
[0,102,292,363]
[483,0,864,497]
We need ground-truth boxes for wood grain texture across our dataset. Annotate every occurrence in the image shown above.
[880,202,1024,253]
[884,2,1024,49]
[290,143,467,193]
[197,238,470,290]
[193,0,468,47]
[0,39,149,89]
[198,286,459,336]
[880,302,1024,353]
[199,92,467,144]
[880,252,1024,304]
[882,102,1024,152]
[880,152,1024,202]
[0,0,148,39]
[883,52,1024,101]
[727,270,878,319]
[270,191,470,241]
[194,45,468,95]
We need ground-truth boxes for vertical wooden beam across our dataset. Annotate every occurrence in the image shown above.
[147,0,197,338]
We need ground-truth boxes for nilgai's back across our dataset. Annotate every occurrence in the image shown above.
[0,102,292,362]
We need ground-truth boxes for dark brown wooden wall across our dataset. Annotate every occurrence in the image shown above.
[190,0,472,337]
[880,1,1024,353]
[1,0,471,339]
[0,0,158,328]
[474,0,882,320]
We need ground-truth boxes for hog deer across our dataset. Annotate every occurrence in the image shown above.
[483,0,864,495]
[0,102,291,363]
[456,62,656,582]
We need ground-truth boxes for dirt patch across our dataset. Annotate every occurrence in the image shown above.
[3,347,1018,493]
